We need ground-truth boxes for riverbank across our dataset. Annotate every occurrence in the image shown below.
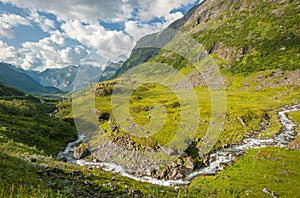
[57,104,300,186]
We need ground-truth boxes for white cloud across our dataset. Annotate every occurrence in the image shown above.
[20,35,94,70]
[29,11,56,32]
[136,0,195,22]
[0,40,21,64]
[0,13,30,38]
[0,0,199,70]
[61,19,133,59]
[125,11,183,42]
[0,13,29,26]
[125,21,163,41]
[60,46,88,63]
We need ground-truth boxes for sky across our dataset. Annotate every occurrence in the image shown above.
[0,0,202,71]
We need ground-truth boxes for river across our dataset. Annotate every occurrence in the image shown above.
[57,104,300,186]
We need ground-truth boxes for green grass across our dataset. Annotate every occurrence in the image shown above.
[88,70,300,152]
[145,0,300,75]
[188,147,300,197]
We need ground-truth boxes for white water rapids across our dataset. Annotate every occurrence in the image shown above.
[57,104,300,186]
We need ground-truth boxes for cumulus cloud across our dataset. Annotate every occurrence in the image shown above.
[125,11,183,42]
[0,13,30,38]
[0,0,199,70]
[60,46,88,63]
[61,19,133,59]
[0,40,21,64]
[136,0,195,22]
[20,35,97,70]
[29,11,56,32]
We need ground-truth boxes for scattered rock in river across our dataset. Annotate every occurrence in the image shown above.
[73,144,91,160]
[146,167,156,176]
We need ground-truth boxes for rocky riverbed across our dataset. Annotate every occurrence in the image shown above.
[57,104,300,186]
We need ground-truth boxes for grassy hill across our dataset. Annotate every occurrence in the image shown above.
[115,0,300,76]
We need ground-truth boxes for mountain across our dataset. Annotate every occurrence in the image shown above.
[24,63,122,92]
[112,4,201,78]
[115,0,300,76]
[34,65,103,92]
[0,62,62,94]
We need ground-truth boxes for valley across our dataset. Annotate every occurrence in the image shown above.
[0,0,299,197]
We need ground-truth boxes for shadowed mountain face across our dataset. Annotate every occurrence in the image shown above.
[0,62,62,94]
[2,61,123,93]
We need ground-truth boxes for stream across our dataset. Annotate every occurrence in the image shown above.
[57,104,300,186]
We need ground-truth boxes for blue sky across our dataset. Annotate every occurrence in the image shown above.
[0,0,201,71]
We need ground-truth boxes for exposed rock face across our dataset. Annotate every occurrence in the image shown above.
[73,144,91,160]
[96,88,107,96]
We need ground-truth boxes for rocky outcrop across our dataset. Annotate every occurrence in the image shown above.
[172,70,206,90]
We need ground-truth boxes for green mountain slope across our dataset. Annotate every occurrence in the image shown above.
[0,62,62,94]
[0,83,25,97]
[116,0,300,75]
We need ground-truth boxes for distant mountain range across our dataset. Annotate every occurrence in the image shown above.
[0,62,62,94]
[0,59,124,94]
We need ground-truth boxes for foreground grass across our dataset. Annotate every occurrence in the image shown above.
[1,137,299,197]
[188,147,300,197]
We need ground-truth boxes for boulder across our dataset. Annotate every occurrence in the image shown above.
[159,168,168,179]
[110,125,118,133]
[73,144,91,160]
[174,172,184,180]
[169,169,179,180]
[185,157,195,170]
